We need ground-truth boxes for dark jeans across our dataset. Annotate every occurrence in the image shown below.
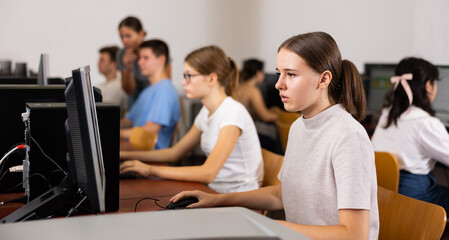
[399,171,449,213]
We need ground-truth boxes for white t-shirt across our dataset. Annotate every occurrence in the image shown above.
[371,106,449,174]
[194,97,263,193]
[279,104,379,240]
[97,75,128,117]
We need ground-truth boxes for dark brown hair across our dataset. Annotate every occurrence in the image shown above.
[240,59,264,83]
[99,46,119,62]
[139,39,169,66]
[278,32,366,121]
[185,45,238,97]
[118,16,144,33]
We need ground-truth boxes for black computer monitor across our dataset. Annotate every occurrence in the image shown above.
[1,66,105,223]
[64,66,105,213]
[433,66,449,126]
[262,73,284,110]
[0,76,65,85]
[0,85,66,193]
[364,63,396,115]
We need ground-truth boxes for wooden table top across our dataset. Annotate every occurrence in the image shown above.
[1,177,216,218]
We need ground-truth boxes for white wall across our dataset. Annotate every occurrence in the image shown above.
[1,0,448,93]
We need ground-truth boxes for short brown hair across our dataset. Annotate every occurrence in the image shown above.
[99,46,119,62]
[140,39,169,66]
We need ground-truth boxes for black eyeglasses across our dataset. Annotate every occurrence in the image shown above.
[183,73,202,84]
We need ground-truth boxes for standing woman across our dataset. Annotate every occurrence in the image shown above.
[371,57,449,212]
[171,32,379,239]
[117,16,148,107]
[120,46,264,194]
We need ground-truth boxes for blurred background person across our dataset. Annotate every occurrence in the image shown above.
[235,58,281,153]
[97,45,127,118]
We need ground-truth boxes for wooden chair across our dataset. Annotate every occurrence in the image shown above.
[275,111,301,153]
[378,186,447,239]
[375,151,400,192]
[129,127,158,150]
[277,111,301,124]
[170,122,180,147]
[261,148,285,219]
[261,148,284,187]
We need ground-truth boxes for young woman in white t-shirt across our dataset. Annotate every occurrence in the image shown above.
[371,57,449,212]
[120,45,263,194]
[171,32,379,239]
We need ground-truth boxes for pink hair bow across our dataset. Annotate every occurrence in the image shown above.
[391,73,413,106]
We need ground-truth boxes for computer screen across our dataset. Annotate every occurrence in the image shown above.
[0,85,66,193]
[64,65,105,213]
[1,66,105,223]
[0,76,64,85]
[37,54,49,85]
[364,64,396,114]
[433,66,449,125]
[262,73,284,110]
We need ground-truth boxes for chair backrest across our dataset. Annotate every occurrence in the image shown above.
[170,122,180,147]
[275,111,300,153]
[129,127,158,150]
[277,111,301,124]
[261,148,284,187]
[374,151,399,192]
[378,186,447,239]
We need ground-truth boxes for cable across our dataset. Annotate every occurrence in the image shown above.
[1,173,50,194]
[49,169,66,176]
[134,197,164,212]
[0,170,9,184]
[0,195,28,206]
[0,144,24,183]
[29,135,67,175]
[66,195,87,218]
[0,144,27,167]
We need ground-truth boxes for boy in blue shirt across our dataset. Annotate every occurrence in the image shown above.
[120,39,180,150]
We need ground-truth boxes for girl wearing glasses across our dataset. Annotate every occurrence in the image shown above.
[120,45,263,194]
[171,32,379,239]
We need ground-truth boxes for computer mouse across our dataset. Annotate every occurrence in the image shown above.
[166,197,198,209]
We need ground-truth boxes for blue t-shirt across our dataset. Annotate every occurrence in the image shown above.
[127,79,180,149]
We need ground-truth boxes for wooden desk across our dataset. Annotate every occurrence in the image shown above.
[0,193,24,219]
[0,178,216,218]
[118,178,216,213]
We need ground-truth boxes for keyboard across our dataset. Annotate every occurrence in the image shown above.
[119,171,139,179]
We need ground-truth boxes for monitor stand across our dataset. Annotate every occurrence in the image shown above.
[1,175,76,223]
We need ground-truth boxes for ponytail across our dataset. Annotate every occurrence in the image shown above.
[336,60,366,121]
[279,32,366,121]
[226,57,239,97]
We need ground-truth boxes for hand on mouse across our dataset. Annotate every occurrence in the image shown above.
[170,190,219,208]
[120,160,153,177]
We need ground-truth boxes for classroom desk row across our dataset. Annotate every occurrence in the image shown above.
[0,177,216,219]
[0,177,305,239]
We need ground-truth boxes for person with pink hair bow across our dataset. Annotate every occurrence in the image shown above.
[371,57,449,212]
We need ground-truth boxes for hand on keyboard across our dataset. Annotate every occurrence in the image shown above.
[119,171,139,179]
